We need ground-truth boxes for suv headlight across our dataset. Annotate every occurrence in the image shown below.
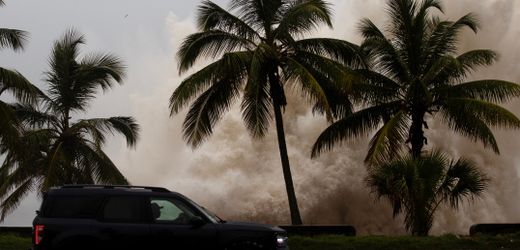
[276,234,288,247]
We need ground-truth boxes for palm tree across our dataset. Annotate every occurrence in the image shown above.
[170,0,361,225]
[312,0,520,164]
[367,151,488,236]
[0,29,140,221]
[0,0,38,149]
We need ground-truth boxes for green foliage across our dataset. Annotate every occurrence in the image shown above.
[171,0,361,147]
[312,0,520,164]
[0,29,140,222]
[0,27,28,51]
[367,151,488,235]
[0,234,32,250]
[171,0,362,225]
[0,2,38,152]
[3,233,520,250]
[289,234,520,250]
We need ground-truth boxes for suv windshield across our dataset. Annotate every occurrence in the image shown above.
[201,206,225,223]
[182,197,223,223]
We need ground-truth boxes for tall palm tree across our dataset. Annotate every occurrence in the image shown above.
[0,29,140,221]
[0,0,38,148]
[312,0,520,164]
[367,151,488,236]
[170,0,361,225]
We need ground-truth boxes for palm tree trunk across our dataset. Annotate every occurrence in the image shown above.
[411,207,431,236]
[410,111,426,158]
[273,101,303,225]
[269,69,303,225]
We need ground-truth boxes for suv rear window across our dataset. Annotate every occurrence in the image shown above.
[102,196,143,223]
[43,196,103,219]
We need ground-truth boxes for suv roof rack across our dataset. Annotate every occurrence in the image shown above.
[60,185,170,193]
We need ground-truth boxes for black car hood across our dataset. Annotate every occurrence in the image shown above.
[217,221,285,233]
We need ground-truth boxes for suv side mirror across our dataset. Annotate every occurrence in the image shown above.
[189,216,206,227]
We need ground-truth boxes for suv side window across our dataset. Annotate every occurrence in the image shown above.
[44,196,103,219]
[102,196,143,223]
[149,198,197,224]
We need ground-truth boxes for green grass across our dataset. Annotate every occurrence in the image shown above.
[2,233,520,250]
[289,234,520,250]
[0,234,31,250]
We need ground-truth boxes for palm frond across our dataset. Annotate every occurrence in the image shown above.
[424,13,480,66]
[0,154,38,202]
[416,0,443,16]
[393,0,443,75]
[0,28,29,51]
[183,74,243,148]
[44,29,128,114]
[197,0,259,41]
[312,101,401,158]
[444,98,520,129]
[41,141,66,191]
[443,158,488,208]
[72,117,140,148]
[421,55,458,85]
[294,38,363,67]
[59,53,125,112]
[45,29,85,112]
[366,110,409,165]
[229,0,283,31]
[359,20,410,82]
[241,46,272,138]
[437,80,520,103]
[170,51,251,115]
[289,50,355,90]
[0,179,33,222]
[440,103,500,153]
[358,18,385,40]
[177,30,255,73]
[284,57,331,119]
[48,29,85,69]
[367,156,411,217]
[367,150,487,235]
[290,51,356,118]
[10,103,58,128]
[386,0,416,48]
[274,0,332,39]
[452,12,480,33]
[456,49,497,73]
[79,53,126,87]
[431,50,498,85]
[75,142,128,185]
[0,101,20,148]
[0,67,40,104]
[353,69,401,104]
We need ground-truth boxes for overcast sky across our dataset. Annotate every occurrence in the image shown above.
[0,0,222,226]
[1,0,520,235]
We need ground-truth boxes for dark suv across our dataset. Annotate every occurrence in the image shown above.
[32,185,289,250]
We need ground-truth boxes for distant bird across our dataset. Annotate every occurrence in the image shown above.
[124,14,128,18]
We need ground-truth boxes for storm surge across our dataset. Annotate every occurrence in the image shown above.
[118,0,520,235]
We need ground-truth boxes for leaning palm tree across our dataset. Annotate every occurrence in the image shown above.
[170,0,361,225]
[0,29,140,221]
[367,151,488,236]
[312,0,520,164]
[0,0,38,149]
